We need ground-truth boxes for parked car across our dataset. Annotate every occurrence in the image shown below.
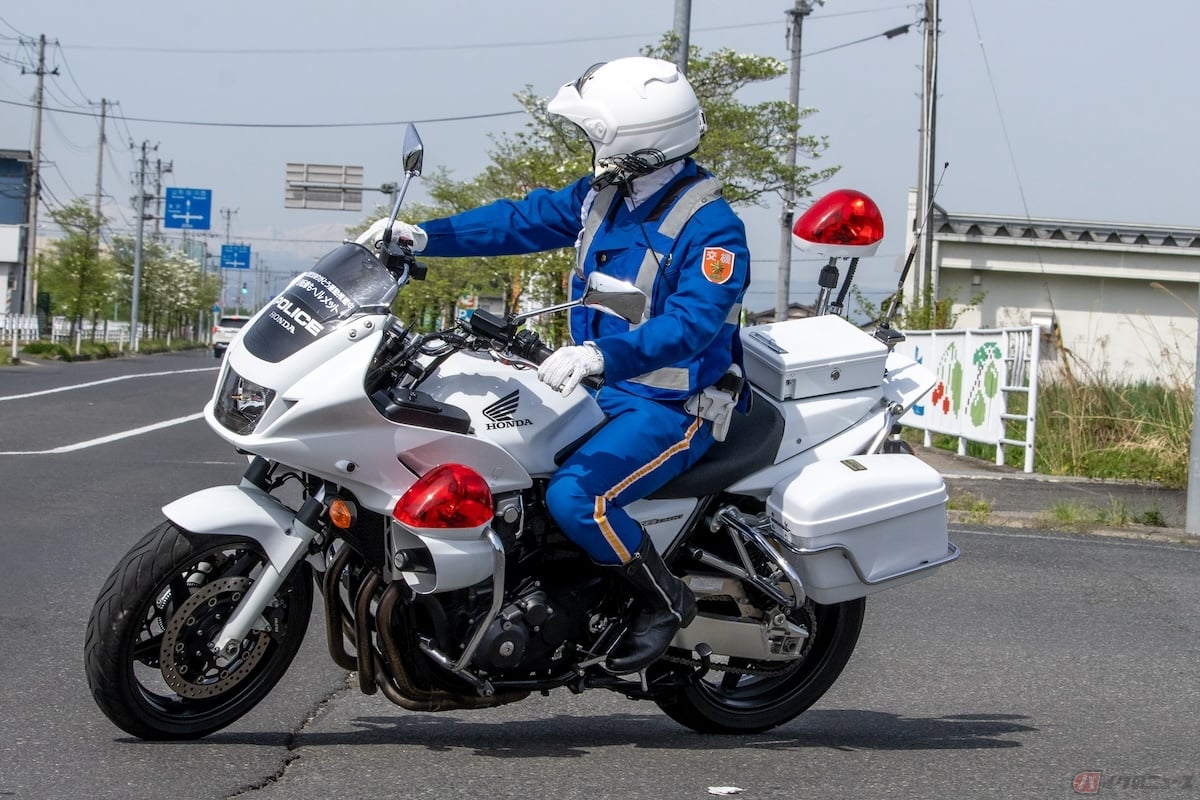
[212,315,250,358]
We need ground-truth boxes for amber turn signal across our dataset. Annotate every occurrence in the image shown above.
[329,498,356,530]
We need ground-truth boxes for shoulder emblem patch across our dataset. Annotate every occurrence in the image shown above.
[701,247,735,285]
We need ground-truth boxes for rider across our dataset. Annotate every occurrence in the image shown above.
[358,56,751,674]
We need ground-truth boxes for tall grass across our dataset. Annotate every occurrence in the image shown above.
[1033,379,1191,487]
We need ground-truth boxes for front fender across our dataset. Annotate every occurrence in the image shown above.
[162,484,305,570]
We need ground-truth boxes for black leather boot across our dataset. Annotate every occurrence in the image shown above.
[606,536,697,674]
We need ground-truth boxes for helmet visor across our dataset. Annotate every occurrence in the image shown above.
[546,81,617,147]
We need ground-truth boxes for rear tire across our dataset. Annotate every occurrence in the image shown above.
[84,521,312,740]
[654,597,865,734]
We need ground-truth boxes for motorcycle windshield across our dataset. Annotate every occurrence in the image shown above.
[241,243,397,363]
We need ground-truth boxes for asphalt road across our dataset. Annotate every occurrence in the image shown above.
[0,351,1197,800]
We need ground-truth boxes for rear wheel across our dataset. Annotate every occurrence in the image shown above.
[654,596,865,734]
[84,522,312,740]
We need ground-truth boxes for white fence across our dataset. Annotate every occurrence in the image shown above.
[0,315,136,350]
[0,313,39,343]
[895,326,1041,472]
[48,317,133,345]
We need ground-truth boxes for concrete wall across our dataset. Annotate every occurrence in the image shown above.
[904,190,1200,385]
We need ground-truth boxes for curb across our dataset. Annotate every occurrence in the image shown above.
[947,509,1200,545]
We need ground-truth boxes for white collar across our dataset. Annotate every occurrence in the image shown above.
[623,161,685,209]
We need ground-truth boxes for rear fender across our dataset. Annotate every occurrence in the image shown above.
[162,484,305,571]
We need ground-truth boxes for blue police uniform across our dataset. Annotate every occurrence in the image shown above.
[419,159,750,565]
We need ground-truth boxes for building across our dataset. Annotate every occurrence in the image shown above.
[0,149,32,315]
[746,302,815,326]
[904,189,1200,385]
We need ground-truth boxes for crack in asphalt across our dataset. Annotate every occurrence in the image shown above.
[225,673,354,798]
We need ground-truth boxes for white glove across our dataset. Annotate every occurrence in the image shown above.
[538,343,604,396]
[355,218,427,252]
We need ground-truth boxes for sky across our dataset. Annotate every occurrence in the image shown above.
[2,0,1199,315]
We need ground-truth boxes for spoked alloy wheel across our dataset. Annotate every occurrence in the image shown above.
[84,522,312,740]
[654,596,865,734]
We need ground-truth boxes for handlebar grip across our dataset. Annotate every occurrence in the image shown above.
[523,340,605,390]
[528,344,555,365]
[510,330,604,391]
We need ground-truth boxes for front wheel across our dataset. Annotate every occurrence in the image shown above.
[84,522,312,740]
[654,597,865,734]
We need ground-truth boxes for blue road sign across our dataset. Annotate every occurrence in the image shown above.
[163,187,212,230]
[220,244,251,269]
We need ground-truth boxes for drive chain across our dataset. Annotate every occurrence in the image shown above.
[660,652,798,677]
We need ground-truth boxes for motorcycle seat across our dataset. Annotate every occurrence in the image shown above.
[649,390,784,499]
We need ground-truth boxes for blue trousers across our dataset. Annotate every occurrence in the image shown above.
[545,387,715,565]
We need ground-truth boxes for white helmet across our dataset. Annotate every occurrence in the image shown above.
[547,56,706,183]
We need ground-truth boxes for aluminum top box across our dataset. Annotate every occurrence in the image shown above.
[741,315,889,401]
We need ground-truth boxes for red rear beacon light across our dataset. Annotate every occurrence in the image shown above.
[393,464,494,529]
[792,189,885,258]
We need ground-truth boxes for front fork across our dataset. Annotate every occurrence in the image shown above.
[158,456,330,659]
[208,490,325,657]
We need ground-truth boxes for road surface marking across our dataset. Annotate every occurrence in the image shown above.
[0,412,205,455]
[0,367,218,402]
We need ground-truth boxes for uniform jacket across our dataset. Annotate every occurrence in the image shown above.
[419,159,750,402]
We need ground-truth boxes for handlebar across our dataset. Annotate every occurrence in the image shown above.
[471,311,604,391]
[514,333,603,391]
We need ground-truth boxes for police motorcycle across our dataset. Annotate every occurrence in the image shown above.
[85,126,957,740]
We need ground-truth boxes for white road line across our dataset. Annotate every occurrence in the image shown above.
[0,412,205,455]
[0,367,218,402]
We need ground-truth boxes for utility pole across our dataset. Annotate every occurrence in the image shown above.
[1189,281,1200,534]
[914,0,940,317]
[672,0,692,74]
[93,98,107,219]
[220,207,237,244]
[775,1,823,322]
[219,207,237,310]
[152,157,173,239]
[131,141,155,352]
[20,34,56,318]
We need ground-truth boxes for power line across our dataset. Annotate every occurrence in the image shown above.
[46,156,80,198]
[0,15,28,39]
[49,40,93,106]
[803,23,912,57]
[0,96,524,128]
[49,11,910,56]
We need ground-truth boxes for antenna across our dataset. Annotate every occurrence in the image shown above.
[875,162,949,345]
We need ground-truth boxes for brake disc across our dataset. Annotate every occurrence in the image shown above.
[158,576,271,699]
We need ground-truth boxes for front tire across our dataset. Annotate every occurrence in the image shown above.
[84,522,312,740]
[654,597,865,734]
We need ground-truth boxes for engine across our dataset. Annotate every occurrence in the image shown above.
[470,579,602,673]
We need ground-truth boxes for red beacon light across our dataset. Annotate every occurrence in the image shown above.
[792,189,885,258]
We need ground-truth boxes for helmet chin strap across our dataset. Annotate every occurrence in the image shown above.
[590,149,669,192]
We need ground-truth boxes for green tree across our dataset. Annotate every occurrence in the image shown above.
[37,199,117,338]
[851,285,986,331]
[110,236,212,339]
[354,37,839,345]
